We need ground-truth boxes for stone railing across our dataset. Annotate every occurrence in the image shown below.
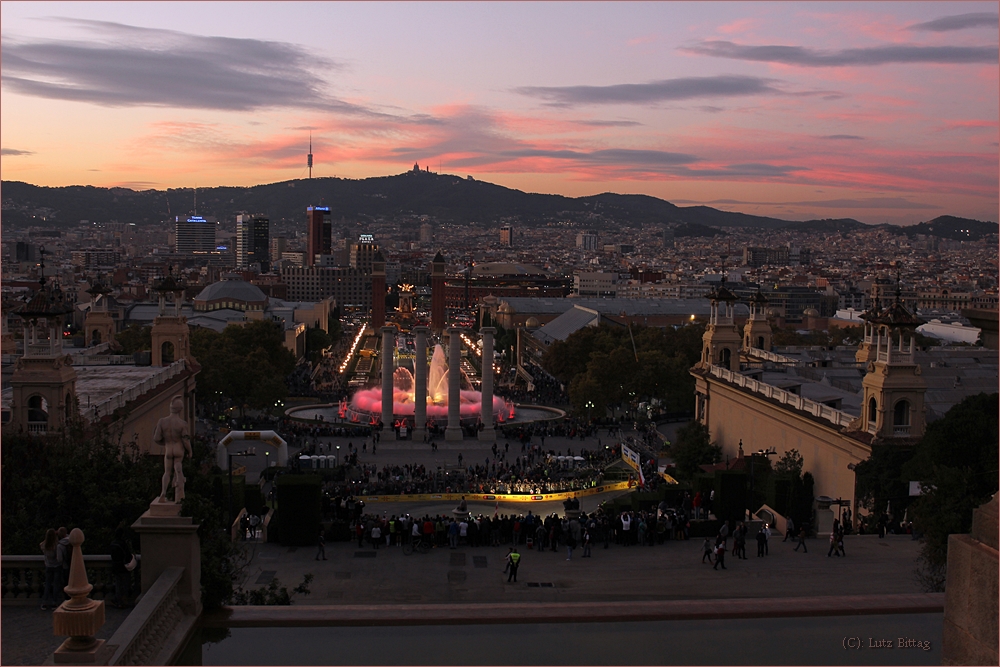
[108,566,194,666]
[1,555,140,603]
[80,359,187,423]
[709,365,856,428]
[746,347,799,364]
[70,354,137,366]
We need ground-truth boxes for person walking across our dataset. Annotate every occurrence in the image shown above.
[763,523,771,555]
[783,517,795,542]
[827,529,840,557]
[507,548,520,582]
[713,538,727,570]
[794,527,808,553]
[702,537,713,564]
[582,530,592,558]
[316,529,327,560]
[40,529,61,610]
[565,533,576,560]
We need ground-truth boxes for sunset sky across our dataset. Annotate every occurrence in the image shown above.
[1,1,997,225]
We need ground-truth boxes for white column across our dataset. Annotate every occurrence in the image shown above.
[445,327,463,441]
[478,327,496,441]
[413,326,428,439]
[381,326,395,438]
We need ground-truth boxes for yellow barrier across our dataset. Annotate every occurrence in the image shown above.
[355,481,634,504]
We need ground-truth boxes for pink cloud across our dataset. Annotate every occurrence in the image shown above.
[716,18,761,36]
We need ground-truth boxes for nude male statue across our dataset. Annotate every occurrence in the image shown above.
[154,395,192,503]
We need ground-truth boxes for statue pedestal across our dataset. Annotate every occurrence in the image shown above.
[445,426,463,441]
[132,505,202,617]
[478,428,496,442]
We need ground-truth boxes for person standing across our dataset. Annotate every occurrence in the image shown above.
[249,513,260,541]
[56,527,72,600]
[40,529,61,610]
[503,547,514,574]
[763,523,771,555]
[109,528,135,607]
[507,548,520,582]
[582,529,592,558]
[371,523,382,549]
[756,527,767,557]
[316,528,327,560]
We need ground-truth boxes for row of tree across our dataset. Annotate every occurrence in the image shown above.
[541,322,705,417]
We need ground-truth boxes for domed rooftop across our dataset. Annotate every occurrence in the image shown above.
[525,316,540,328]
[803,307,820,317]
[194,277,267,306]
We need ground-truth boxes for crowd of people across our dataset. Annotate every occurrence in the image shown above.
[337,503,703,557]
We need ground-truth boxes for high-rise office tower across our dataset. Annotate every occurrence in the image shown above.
[500,224,514,247]
[174,215,216,254]
[306,206,332,266]
[350,234,379,273]
[419,223,434,245]
[236,214,270,271]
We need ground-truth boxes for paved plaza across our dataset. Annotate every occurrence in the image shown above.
[2,424,939,665]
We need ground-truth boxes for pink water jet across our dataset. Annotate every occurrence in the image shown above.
[348,344,507,423]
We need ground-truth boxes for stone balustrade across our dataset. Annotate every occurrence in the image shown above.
[746,347,799,364]
[1,555,141,603]
[709,365,856,428]
[70,355,137,366]
[107,566,194,666]
[79,359,187,423]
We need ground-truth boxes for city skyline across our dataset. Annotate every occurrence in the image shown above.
[1,1,997,225]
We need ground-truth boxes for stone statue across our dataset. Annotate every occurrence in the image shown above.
[154,395,192,503]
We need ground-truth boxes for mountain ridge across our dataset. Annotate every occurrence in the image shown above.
[2,173,994,239]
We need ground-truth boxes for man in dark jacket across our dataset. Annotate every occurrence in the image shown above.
[109,528,133,608]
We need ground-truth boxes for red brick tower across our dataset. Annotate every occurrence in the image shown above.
[431,251,446,333]
[372,250,386,329]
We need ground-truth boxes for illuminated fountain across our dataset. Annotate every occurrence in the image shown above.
[346,343,510,426]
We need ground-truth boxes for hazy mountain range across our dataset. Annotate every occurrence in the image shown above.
[2,172,996,241]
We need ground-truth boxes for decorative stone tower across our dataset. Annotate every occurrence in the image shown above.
[431,251,446,333]
[699,284,742,371]
[855,304,883,365]
[859,296,926,440]
[743,289,772,352]
[150,271,191,367]
[9,268,78,435]
[83,278,116,348]
[371,250,386,330]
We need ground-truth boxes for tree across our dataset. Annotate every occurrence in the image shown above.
[306,327,332,364]
[902,392,998,588]
[669,421,722,480]
[774,449,804,477]
[116,324,151,354]
[853,444,916,532]
[1,423,160,555]
[190,320,297,418]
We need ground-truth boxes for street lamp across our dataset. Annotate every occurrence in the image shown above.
[336,445,341,464]
[228,447,256,528]
[584,400,594,424]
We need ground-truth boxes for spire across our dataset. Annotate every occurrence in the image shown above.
[308,131,313,179]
